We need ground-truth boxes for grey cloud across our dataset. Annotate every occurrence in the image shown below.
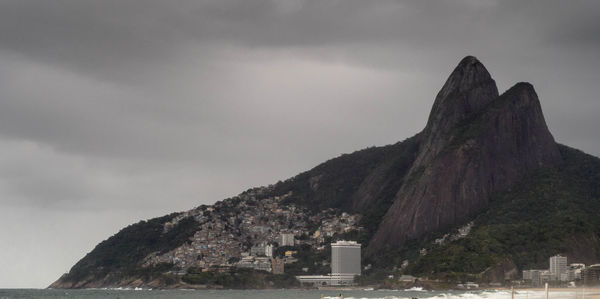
[0,1,542,78]
[2,0,598,86]
[0,0,599,288]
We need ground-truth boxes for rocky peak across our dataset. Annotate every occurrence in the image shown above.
[434,56,495,101]
[426,56,498,130]
[418,56,499,165]
[369,58,561,253]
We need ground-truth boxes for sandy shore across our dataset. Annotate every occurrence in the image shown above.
[507,287,600,299]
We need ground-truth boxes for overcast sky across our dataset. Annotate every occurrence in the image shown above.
[1,0,599,288]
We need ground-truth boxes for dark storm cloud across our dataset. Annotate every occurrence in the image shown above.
[0,0,599,288]
[1,0,598,82]
[0,1,544,75]
[2,0,598,160]
[0,0,500,85]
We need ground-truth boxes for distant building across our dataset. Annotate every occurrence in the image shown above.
[330,240,361,285]
[272,257,285,274]
[331,240,361,276]
[549,255,568,281]
[280,233,295,246]
[284,256,298,264]
[523,270,533,281]
[584,264,600,285]
[528,269,549,286]
[568,263,585,281]
[541,270,552,284]
[530,270,541,286]
[313,230,321,238]
[236,256,256,269]
[398,275,417,283]
[254,257,272,272]
[296,240,361,286]
[265,244,274,258]
[295,274,332,286]
[250,244,266,256]
[235,256,272,272]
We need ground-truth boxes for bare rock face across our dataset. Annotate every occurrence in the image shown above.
[418,55,499,166]
[369,57,562,252]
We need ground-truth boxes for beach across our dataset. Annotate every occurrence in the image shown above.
[2,288,600,299]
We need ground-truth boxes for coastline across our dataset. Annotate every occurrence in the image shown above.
[49,285,600,292]
[37,287,600,299]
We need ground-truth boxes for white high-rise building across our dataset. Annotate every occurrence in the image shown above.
[331,240,361,276]
[549,255,567,281]
[265,244,274,258]
[280,233,295,247]
[296,240,361,286]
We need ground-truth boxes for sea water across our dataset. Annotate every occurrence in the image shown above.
[0,288,594,299]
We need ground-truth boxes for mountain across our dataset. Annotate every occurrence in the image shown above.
[370,57,562,252]
[51,56,600,289]
[406,143,600,281]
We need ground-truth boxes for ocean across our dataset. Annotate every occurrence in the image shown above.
[0,288,595,299]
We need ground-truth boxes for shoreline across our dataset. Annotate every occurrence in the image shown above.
[36,287,600,299]
[46,286,600,291]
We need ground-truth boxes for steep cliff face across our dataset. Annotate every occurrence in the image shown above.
[262,133,422,218]
[406,144,600,277]
[369,57,561,251]
[369,58,562,252]
[417,55,499,166]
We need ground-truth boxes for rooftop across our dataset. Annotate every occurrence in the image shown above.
[331,240,361,247]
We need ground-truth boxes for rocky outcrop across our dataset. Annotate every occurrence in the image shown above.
[369,57,562,252]
[417,55,499,166]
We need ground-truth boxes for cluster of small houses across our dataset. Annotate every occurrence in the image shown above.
[142,185,362,275]
[522,255,600,286]
[417,222,474,257]
[433,222,473,246]
[143,184,600,287]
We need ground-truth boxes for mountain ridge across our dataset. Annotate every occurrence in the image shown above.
[370,60,561,252]
[51,56,600,289]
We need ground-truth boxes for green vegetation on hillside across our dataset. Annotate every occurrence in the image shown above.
[182,267,299,289]
[271,135,420,214]
[57,136,600,287]
[63,213,200,283]
[447,83,532,151]
[406,144,600,279]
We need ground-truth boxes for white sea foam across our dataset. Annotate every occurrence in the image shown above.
[324,291,500,299]
[416,290,582,299]
[418,291,508,299]
[323,297,403,299]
